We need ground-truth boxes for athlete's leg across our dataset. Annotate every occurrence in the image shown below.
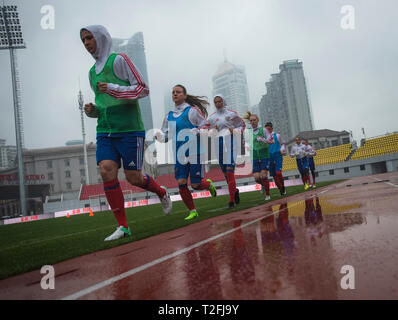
[275,154,285,193]
[97,134,129,230]
[260,169,270,196]
[175,163,196,213]
[190,163,217,197]
[119,135,166,199]
[269,158,280,190]
[309,158,316,186]
[225,166,237,204]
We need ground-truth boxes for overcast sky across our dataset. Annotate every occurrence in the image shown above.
[1,0,397,149]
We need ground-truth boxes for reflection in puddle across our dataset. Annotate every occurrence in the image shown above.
[174,195,365,299]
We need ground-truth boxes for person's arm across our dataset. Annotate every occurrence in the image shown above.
[84,103,99,118]
[155,114,169,143]
[85,72,99,118]
[101,54,149,100]
[230,111,246,133]
[290,145,296,158]
[310,145,317,156]
[256,128,274,144]
[188,107,210,132]
[207,113,218,136]
[278,134,286,154]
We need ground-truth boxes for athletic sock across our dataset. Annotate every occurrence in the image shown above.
[261,177,270,196]
[141,174,166,198]
[273,175,281,190]
[103,179,128,228]
[312,173,316,185]
[179,184,195,211]
[226,171,237,203]
[277,172,285,188]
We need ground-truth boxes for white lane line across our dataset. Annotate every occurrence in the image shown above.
[61,188,332,300]
[371,177,398,188]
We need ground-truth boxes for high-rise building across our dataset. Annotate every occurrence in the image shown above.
[0,139,17,169]
[112,32,154,131]
[163,89,174,116]
[259,59,314,141]
[212,59,250,116]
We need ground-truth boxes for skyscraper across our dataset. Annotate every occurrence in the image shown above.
[212,59,250,116]
[259,60,314,141]
[112,32,154,131]
[0,139,17,169]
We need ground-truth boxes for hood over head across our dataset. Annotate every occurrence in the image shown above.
[214,94,227,111]
[81,25,113,73]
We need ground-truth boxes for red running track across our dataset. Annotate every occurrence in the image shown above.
[1,172,398,300]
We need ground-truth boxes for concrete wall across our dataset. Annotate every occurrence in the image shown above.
[283,152,398,182]
[42,152,398,214]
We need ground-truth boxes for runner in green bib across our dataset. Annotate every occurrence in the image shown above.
[244,112,274,201]
[81,25,172,241]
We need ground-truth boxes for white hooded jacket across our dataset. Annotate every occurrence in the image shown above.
[208,94,246,134]
[81,25,149,115]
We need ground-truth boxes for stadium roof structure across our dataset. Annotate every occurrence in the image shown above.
[0,184,50,201]
[287,129,350,144]
[22,142,97,156]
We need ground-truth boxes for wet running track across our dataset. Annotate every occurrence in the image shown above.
[0,172,398,300]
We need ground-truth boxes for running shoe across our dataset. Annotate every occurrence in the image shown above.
[228,202,235,209]
[265,195,271,201]
[104,226,131,242]
[185,210,198,221]
[304,183,310,190]
[234,188,240,204]
[160,186,172,215]
[207,179,217,197]
[312,184,317,188]
[280,186,287,196]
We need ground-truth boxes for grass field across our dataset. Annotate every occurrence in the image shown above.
[0,180,341,280]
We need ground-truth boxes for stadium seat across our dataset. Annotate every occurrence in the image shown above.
[350,133,398,161]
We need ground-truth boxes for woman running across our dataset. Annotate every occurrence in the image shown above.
[303,139,317,188]
[244,112,274,201]
[80,25,172,241]
[156,85,217,220]
[290,136,311,190]
[265,122,287,196]
[208,94,246,209]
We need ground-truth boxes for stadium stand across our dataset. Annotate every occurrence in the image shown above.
[282,143,353,172]
[350,133,398,161]
[312,143,352,166]
[79,134,398,201]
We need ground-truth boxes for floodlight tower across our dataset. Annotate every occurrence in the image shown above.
[0,4,27,216]
[78,89,90,185]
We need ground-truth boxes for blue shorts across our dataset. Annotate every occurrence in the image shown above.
[96,132,145,171]
[218,136,236,171]
[175,162,204,184]
[296,157,309,174]
[269,152,283,177]
[252,159,270,174]
[308,157,315,172]
[219,149,236,173]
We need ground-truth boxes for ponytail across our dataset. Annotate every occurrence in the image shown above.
[175,84,209,118]
[243,111,258,121]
